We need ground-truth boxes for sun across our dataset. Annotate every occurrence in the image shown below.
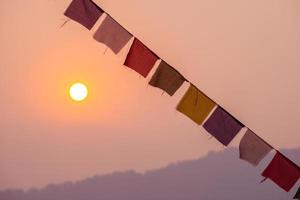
[69,82,88,102]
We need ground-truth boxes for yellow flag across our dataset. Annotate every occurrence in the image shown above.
[176,84,216,125]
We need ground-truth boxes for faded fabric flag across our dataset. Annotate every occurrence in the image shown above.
[176,84,216,125]
[149,61,185,96]
[64,0,103,30]
[239,129,272,166]
[93,15,132,54]
[262,151,300,192]
[294,187,300,199]
[124,39,159,77]
[203,106,244,146]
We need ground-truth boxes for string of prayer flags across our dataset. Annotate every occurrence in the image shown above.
[239,129,273,166]
[64,0,103,30]
[63,1,300,197]
[261,151,300,192]
[176,84,216,125]
[203,106,244,146]
[149,60,185,96]
[294,187,300,199]
[93,15,133,54]
[124,38,159,77]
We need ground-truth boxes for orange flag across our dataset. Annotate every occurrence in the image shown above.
[177,84,216,125]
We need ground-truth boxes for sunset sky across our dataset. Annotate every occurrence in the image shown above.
[0,0,299,190]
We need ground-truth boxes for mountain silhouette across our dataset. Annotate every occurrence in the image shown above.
[1,148,299,200]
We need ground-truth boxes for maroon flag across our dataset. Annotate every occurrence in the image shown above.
[64,0,103,30]
[93,15,132,54]
[203,106,244,146]
[124,38,159,77]
[262,151,300,192]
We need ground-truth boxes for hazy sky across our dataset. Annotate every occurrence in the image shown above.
[0,0,299,190]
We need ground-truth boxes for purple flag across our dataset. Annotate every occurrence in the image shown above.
[93,15,132,54]
[203,106,244,146]
[64,0,104,30]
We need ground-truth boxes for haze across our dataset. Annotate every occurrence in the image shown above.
[0,0,299,190]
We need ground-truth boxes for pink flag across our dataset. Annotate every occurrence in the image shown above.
[93,15,132,54]
[262,151,300,192]
[239,129,272,166]
[64,0,103,30]
[124,39,159,77]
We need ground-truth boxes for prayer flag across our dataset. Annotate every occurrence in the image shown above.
[149,61,185,96]
[239,129,272,166]
[203,106,244,146]
[93,15,132,54]
[262,152,300,192]
[294,187,300,199]
[124,38,159,77]
[64,0,103,30]
[176,84,216,125]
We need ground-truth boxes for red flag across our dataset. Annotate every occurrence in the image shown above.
[262,151,300,192]
[124,39,159,77]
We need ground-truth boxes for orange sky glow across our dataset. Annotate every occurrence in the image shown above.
[0,0,299,190]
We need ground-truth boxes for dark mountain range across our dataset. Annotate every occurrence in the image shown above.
[1,148,299,200]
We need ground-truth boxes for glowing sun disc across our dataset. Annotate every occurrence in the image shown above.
[69,83,88,102]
